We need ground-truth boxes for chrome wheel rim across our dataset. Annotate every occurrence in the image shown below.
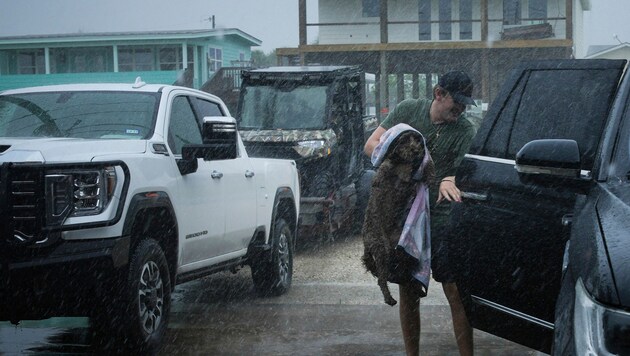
[138,260,164,336]
[277,229,291,286]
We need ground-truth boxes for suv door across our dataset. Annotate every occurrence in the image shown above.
[452,59,626,352]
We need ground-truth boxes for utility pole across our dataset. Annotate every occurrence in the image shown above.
[205,15,216,29]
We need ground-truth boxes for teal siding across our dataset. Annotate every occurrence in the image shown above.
[0,71,180,91]
[0,30,259,91]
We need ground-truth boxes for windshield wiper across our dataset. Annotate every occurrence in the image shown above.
[3,96,64,137]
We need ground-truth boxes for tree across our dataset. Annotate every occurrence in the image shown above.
[251,50,277,68]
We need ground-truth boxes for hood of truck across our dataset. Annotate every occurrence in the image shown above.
[0,138,147,163]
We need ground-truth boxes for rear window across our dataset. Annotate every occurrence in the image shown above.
[0,91,159,139]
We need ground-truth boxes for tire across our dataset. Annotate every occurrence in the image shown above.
[252,218,293,296]
[122,239,172,353]
[307,172,334,197]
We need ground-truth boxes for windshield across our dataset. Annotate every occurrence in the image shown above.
[0,91,159,139]
[239,84,328,130]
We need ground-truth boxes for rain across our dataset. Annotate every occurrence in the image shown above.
[2,0,630,355]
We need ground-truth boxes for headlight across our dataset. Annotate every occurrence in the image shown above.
[574,278,630,355]
[293,140,330,158]
[45,166,117,225]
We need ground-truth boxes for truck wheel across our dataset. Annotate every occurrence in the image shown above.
[123,239,171,352]
[252,218,293,296]
[307,172,334,197]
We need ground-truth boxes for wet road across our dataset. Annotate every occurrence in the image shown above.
[0,234,543,355]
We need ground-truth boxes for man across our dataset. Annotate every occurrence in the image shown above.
[364,71,476,356]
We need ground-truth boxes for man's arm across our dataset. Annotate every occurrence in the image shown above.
[364,126,387,157]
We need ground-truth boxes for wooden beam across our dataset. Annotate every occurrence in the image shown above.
[282,39,573,53]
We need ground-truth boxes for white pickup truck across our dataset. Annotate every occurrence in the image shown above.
[0,79,300,352]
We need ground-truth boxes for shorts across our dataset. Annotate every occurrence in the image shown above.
[430,223,458,283]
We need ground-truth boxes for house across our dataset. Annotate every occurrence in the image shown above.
[0,29,261,91]
[278,0,591,118]
[584,42,630,60]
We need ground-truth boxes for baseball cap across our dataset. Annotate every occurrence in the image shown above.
[438,71,476,106]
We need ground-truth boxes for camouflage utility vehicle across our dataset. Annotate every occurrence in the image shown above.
[237,66,377,238]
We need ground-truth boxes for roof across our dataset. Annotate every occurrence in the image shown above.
[0,79,204,96]
[248,66,359,73]
[0,28,261,47]
[585,43,630,58]
[243,66,364,81]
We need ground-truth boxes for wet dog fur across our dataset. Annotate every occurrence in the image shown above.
[361,131,434,306]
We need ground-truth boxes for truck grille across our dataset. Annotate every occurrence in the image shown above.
[1,164,46,247]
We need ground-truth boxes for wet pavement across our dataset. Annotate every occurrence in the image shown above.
[0,234,544,355]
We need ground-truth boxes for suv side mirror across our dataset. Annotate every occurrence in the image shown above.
[515,139,580,177]
[515,139,590,191]
[177,117,238,175]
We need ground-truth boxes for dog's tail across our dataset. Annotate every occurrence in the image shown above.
[362,252,379,278]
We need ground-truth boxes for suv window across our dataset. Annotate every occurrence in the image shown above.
[480,68,620,169]
[168,96,202,154]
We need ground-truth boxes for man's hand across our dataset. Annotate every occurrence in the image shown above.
[437,176,462,203]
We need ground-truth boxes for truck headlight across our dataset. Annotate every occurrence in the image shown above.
[574,278,630,355]
[294,140,330,158]
[45,166,117,225]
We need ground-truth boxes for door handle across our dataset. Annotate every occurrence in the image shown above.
[211,170,223,179]
[245,170,255,178]
[461,191,488,201]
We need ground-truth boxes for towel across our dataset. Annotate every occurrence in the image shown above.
[371,123,432,295]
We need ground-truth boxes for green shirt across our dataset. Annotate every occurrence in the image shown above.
[380,98,475,224]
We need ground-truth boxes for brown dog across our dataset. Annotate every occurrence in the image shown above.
[361,130,433,306]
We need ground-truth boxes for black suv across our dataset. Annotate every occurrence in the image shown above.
[452,59,630,354]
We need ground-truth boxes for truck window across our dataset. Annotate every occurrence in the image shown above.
[168,96,203,155]
[240,85,328,130]
[0,92,158,139]
[480,68,619,169]
[193,97,224,121]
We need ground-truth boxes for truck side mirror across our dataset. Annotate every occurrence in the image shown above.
[176,117,238,175]
[200,116,238,160]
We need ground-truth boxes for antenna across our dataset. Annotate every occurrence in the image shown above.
[613,33,623,44]
[204,15,216,29]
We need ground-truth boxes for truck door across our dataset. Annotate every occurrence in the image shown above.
[167,95,226,265]
[190,97,257,254]
[452,59,626,352]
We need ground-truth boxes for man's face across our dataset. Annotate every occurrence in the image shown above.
[436,90,466,123]
[435,90,466,123]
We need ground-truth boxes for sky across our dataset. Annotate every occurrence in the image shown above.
[0,0,629,56]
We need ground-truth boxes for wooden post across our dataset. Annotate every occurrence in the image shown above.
[299,0,307,65]
[481,0,488,42]
[379,0,388,43]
